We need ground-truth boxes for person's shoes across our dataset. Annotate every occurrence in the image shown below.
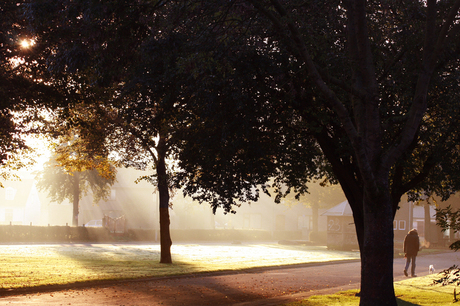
[404,270,408,277]
[411,274,417,277]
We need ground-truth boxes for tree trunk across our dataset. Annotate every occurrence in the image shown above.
[157,135,172,264]
[349,198,365,254]
[72,172,80,227]
[159,204,172,263]
[359,188,397,306]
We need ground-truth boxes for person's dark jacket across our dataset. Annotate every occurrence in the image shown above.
[403,229,420,257]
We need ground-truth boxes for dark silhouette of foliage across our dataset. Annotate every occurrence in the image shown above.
[435,205,460,251]
[23,1,460,304]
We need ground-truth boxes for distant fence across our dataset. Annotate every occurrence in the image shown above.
[0,225,112,243]
[0,225,303,243]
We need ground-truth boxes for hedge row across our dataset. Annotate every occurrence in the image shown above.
[0,225,303,243]
[128,229,302,242]
[0,225,112,243]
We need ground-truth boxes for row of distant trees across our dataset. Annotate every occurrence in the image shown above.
[4,1,460,305]
[34,138,345,234]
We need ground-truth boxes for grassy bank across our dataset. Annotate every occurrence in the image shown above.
[0,243,359,289]
[285,274,456,306]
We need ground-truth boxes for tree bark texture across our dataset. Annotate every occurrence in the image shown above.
[159,205,172,263]
[157,135,172,264]
[359,189,397,306]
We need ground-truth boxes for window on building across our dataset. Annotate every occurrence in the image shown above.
[5,187,16,201]
[399,220,406,231]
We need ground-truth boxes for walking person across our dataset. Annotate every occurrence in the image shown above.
[403,228,420,277]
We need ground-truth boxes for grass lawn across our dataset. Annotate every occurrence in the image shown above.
[0,243,359,289]
[284,274,457,306]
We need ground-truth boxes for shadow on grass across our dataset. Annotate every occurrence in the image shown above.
[0,243,364,305]
[51,243,204,278]
[1,244,270,305]
[397,282,452,295]
[396,298,421,306]
[394,280,455,306]
[0,243,208,295]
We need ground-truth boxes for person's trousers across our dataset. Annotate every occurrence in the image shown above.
[405,255,416,276]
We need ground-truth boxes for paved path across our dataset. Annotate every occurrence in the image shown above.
[1,252,459,305]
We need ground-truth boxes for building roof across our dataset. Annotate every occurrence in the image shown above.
[321,200,353,216]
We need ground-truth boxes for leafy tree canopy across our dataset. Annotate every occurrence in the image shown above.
[23,0,460,304]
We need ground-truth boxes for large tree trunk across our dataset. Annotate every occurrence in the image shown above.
[159,204,172,263]
[350,201,364,255]
[72,172,80,226]
[157,135,172,264]
[359,186,397,306]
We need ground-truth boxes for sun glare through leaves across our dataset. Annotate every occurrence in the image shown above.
[20,38,34,48]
